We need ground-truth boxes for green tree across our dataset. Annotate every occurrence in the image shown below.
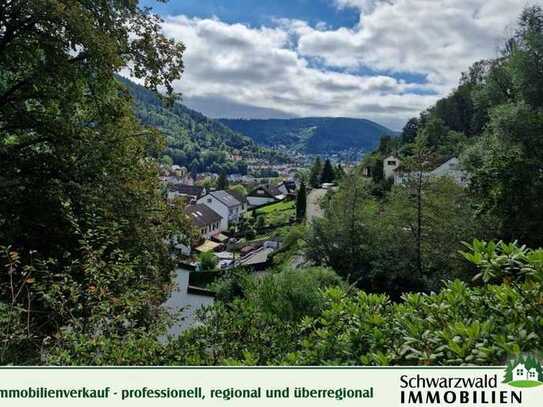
[335,164,346,181]
[0,0,185,363]
[305,174,374,284]
[217,171,229,190]
[320,159,335,184]
[229,184,247,199]
[199,252,218,272]
[401,117,419,144]
[161,155,174,167]
[309,157,322,188]
[296,182,307,221]
[255,215,266,232]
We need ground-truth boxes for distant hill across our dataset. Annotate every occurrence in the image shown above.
[118,77,283,174]
[219,117,398,154]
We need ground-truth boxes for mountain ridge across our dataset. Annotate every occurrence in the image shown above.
[219,117,398,154]
[118,77,285,174]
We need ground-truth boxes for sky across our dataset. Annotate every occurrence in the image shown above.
[138,0,534,130]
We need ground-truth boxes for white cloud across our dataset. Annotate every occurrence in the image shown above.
[298,0,529,87]
[153,1,535,129]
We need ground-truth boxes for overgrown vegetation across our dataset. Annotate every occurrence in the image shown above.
[0,0,187,364]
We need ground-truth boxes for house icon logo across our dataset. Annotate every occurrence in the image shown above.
[503,356,543,388]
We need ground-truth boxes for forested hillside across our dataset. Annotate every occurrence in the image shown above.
[120,77,283,174]
[220,117,398,154]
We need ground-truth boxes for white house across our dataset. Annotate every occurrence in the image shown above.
[198,190,243,231]
[429,157,469,187]
[393,157,469,187]
[185,203,223,240]
[384,156,401,180]
[513,363,528,381]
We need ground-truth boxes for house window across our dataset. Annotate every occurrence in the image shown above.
[529,372,536,379]
[516,369,524,375]
[207,198,212,204]
[387,160,397,166]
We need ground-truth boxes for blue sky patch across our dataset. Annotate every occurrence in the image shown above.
[141,0,360,29]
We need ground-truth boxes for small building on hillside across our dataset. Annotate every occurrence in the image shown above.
[429,157,469,187]
[247,185,286,207]
[247,186,276,207]
[228,189,249,213]
[198,190,243,231]
[185,203,223,240]
[393,157,469,187]
[277,179,297,196]
[383,156,401,180]
[168,184,207,203]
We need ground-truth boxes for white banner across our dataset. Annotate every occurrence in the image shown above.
[0,367,541,406]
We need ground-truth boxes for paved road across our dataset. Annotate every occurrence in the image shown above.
[306,188,327,222]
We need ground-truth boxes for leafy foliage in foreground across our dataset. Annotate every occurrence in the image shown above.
[0,0,187,364]
[44,252,543,367]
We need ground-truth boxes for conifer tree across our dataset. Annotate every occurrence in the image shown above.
[320,159,335,184]
[296,182,307,220]
[309,157,322,188]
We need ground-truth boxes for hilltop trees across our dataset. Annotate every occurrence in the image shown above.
[0,0,186,363]
[462,6,543,248]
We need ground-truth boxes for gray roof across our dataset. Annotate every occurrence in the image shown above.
[210,190,241,208]
[185,204,222,228]
[228,189,247,204]
[170,184,205,198]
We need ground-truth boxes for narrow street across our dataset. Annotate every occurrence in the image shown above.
[306,188,327,222]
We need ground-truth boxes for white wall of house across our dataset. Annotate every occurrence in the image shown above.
[384,156,400,180]
[198,195,230,230]
[228,205,242,225]
[277,183,288,195]
[430,157,469,187]
[199,220,222,240]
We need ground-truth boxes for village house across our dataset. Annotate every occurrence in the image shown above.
[247,185,286,207]
[167,184,207,203]
[390,156,469,187]
[185,203,223,240]
[277,179,297,195]
[429,157,469,187]
[383,155,401,180]
[228,189,249,213]
[198,190,244,231]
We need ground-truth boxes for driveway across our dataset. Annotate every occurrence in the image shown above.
[306,188,327,222]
